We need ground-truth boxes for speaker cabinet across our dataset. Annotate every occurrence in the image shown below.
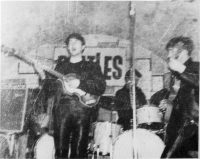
[0,79,28,132]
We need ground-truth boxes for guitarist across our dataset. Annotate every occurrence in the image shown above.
[159,36,199,158]
[35,33,106,158]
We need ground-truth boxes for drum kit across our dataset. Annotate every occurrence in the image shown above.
[89,104,166,159]
[32,98,166,159]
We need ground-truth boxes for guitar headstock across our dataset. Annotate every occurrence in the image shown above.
[1,45,21,57]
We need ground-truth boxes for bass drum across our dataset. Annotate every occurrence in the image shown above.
[34,133,55,159]
[112,128,165,159]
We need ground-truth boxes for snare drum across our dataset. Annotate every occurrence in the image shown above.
[136,106,164,137]
[136,106,163,125]
[113,128,165,159]
[93,122,122,155]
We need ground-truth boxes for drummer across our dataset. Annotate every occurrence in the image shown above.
[114,69,147,131]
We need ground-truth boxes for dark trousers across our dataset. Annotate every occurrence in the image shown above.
[53,97,91,158]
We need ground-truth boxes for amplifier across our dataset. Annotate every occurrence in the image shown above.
[0,79,28,133]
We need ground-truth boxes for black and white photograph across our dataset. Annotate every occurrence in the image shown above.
[0,1,199,159]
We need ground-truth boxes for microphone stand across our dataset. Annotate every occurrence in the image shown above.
[129,1,138,159]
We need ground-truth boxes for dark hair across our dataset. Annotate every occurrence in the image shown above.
[125,69,142,81]
[65,33,85,46]
[165,36,194,55]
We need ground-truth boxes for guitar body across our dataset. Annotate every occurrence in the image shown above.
[56,73,100,108]
[1,46,100,108]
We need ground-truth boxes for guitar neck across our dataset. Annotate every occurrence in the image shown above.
[41,65,64,79]
[14,53,65,79]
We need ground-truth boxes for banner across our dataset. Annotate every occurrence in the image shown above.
[84,47,127,86]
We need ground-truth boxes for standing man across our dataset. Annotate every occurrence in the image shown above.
[160,36,199,158]
[114,69,147,131]
[49,33,106,158]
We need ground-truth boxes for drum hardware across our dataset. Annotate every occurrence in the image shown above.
[89,121,122,157]
[88,99,121,158]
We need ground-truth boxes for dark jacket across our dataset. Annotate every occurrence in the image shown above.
[162,58,199,158]
[55,56,106,96]
[172,58,199,110]
[114,85,147,130]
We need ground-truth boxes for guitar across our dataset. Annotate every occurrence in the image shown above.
[1,45,100,107]
[165,118,198,158]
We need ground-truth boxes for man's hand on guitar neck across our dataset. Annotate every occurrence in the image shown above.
[159,99,173,123]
